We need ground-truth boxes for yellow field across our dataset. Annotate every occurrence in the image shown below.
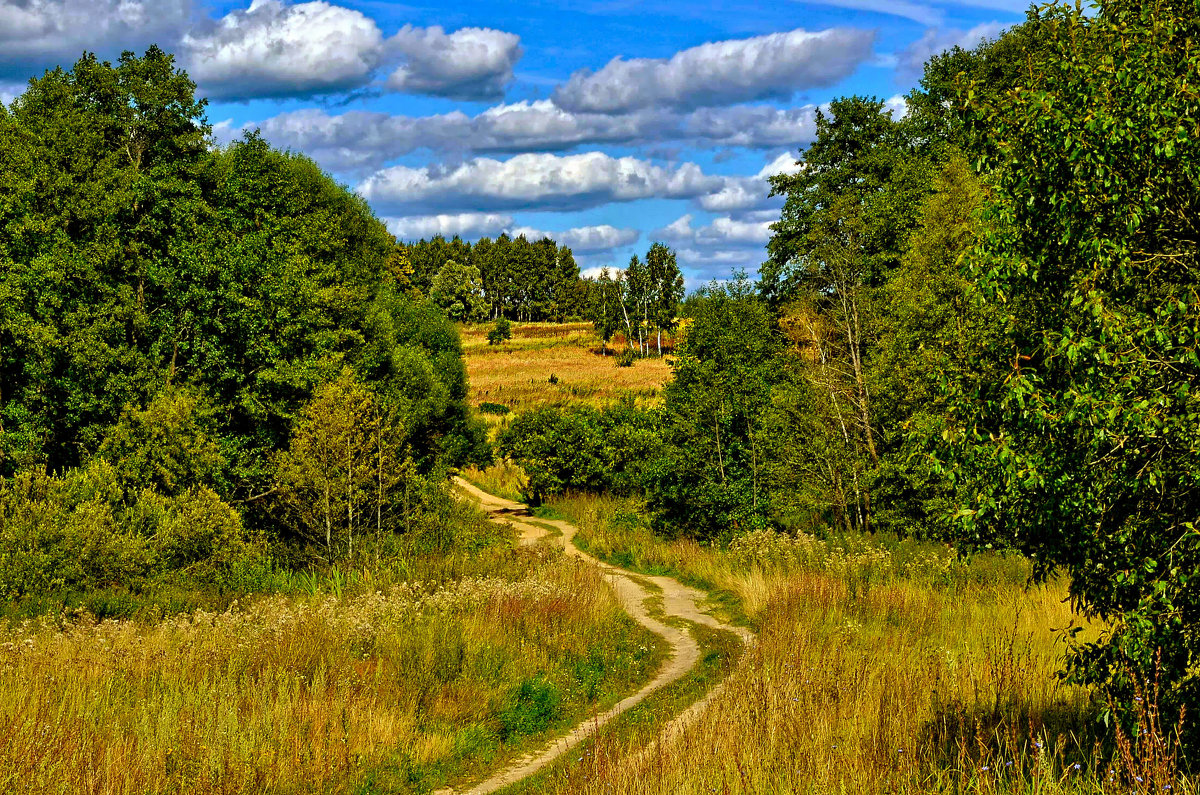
[460,322,672,428]
[0,538,663,795]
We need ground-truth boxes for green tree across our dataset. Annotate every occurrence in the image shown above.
[587,267,624,356]
[647,278,781,540]
[96,387,227,499]
[276,369,406,561]
[937,0,1200,742]
[429,258,488,321]
[645,242,684,356]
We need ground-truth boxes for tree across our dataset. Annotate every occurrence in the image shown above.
[645,242,684,356]
[647,278,781,540]
[587,267,623,356]
[763,96,934,306]
[937,0,1200,744]
[276,369,405,561]
[430,259,488,322]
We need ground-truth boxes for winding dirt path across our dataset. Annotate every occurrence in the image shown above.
[436,479,755,795]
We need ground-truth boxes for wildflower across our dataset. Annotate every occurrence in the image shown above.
[1073,763,1081,771]
[981,766,990,772]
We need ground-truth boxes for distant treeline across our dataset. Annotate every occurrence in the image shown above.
[396,234,585,322]
[396,235,686,360]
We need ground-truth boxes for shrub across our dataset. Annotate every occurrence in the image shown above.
[486,317,512,345]
[615,348,636,367]
[478,402,510,415]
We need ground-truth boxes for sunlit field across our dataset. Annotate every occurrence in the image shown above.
[459,322,672,431]
[501,490,1192,795]
[0,531,664,795]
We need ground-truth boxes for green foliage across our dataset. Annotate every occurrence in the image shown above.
[96,388,227,498]
[496,401,661,503]
[431,258,489,321]
[275,369,407,561]
[0,49,482,498]
[763,96,936,305]
[487,317,512,345]
[0,460,260,599]
[404,233,582,322]
[647,279,781,541]
[936,0,1200,740]
[497,675,561,741]
[614,348,636,367]
[478,402,510,416]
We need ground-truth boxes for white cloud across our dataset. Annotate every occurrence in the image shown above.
[387,25,521,101]
[553,27,875,113]
[660,213,774,247]
[251,102,820,174]
[0,0,192,78]
[357,151,724,213]
[183,0,385,101]
[386,212,514,240]
[510,224,640,252]
[898,22,1007,76]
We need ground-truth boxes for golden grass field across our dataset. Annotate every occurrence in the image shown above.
[0,531,664,795]
[437,466,1191,795]
[459,322,672,431]
[533,492,1130,795]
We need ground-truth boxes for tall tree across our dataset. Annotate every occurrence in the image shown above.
[645,242,684,356]
[938,0,1200,744]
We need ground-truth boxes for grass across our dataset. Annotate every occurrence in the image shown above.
[459,322,672,432]
[499,622,743,795]
[0,515,667,795]
[538,490,1193,795]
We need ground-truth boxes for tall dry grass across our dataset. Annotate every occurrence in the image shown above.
[542,492,1190,794]
[459,322,671,427]
[0,545,660,795]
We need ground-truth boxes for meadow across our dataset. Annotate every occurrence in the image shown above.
[0,508,665,795]
[454,467,1190,795]
[459,322,671,432]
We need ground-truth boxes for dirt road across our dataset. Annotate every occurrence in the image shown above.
[437,479,755,795]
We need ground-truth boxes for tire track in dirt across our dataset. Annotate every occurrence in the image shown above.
[436,478,755,795]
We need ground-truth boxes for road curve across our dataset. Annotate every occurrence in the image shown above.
[436,478,755,795]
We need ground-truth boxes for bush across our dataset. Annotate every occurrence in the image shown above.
[478,402,510,415]
[615,348,636,367]
[0,460,260,599]
[496,402,661,502]
[486,317,512,345]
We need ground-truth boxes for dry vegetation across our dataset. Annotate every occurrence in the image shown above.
[460,322,671,431]
[0,536,664,795]
[510,491,1193,795]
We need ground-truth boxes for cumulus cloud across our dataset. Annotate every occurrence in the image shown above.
[693,152,800,213]
[656,212,777,283]
[182,0,385,101]
[251,102,820,174]
[357,151,724,214]
[510,224,640,252]
[898,22,1006,76]
[660,213,774,247]
[386,212,514,240]
[553,27,875,114]
[387,25,521,101]
[0,0,192,79]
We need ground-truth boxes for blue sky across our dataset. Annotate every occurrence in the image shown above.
[0,0,1028,285]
